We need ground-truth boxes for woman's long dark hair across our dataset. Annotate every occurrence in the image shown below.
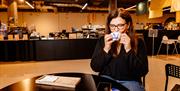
[106,8,137,56]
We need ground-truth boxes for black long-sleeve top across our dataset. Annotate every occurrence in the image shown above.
[90,37,149,83]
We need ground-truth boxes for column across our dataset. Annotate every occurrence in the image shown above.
[7,0,18,26]
[108,0,117,12]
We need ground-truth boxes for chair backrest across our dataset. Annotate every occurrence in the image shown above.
[162,35,169,44]
[178,35,180,40]
[165,64,180,91]
[162,35,168,41]
[162,35,176,44]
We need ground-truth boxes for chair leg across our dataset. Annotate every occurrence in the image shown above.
[174,43,178,54]
[172,46,175,54]
[166,44,169,55]
[157,43,162,55]
[165,77,168,91]
[171,43,178,54]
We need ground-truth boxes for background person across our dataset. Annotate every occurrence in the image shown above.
[90,8,148,91]
[30,29,40,39]
[0,20,7,36]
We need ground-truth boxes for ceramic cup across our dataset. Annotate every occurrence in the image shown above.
[111,31,120,41]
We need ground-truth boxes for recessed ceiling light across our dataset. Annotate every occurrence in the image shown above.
[82,3,88,10]
[25,1,34,9]
[19,0,24,2]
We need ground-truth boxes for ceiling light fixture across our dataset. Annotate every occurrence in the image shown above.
[82,3,88,10]
[125,5,137,10]
[25,1,34,9]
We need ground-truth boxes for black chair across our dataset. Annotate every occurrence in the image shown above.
[165,64,180,91]
[142,75,146,87]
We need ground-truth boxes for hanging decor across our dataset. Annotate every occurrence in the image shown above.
[149,9,163,18]
[176,11,180,22]
[170,0,180,12]
[136,1,148,15]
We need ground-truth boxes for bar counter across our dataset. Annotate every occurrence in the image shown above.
[0,39,97,61]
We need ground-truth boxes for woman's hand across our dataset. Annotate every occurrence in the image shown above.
[103,34,114,53]
[120,33,131,52]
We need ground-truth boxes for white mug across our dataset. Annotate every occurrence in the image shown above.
[111,31,120,41]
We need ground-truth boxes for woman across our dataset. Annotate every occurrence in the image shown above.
[0,20,7,36]
[90,8,148,91]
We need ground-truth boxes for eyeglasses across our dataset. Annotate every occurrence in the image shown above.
[109,23,126,29]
